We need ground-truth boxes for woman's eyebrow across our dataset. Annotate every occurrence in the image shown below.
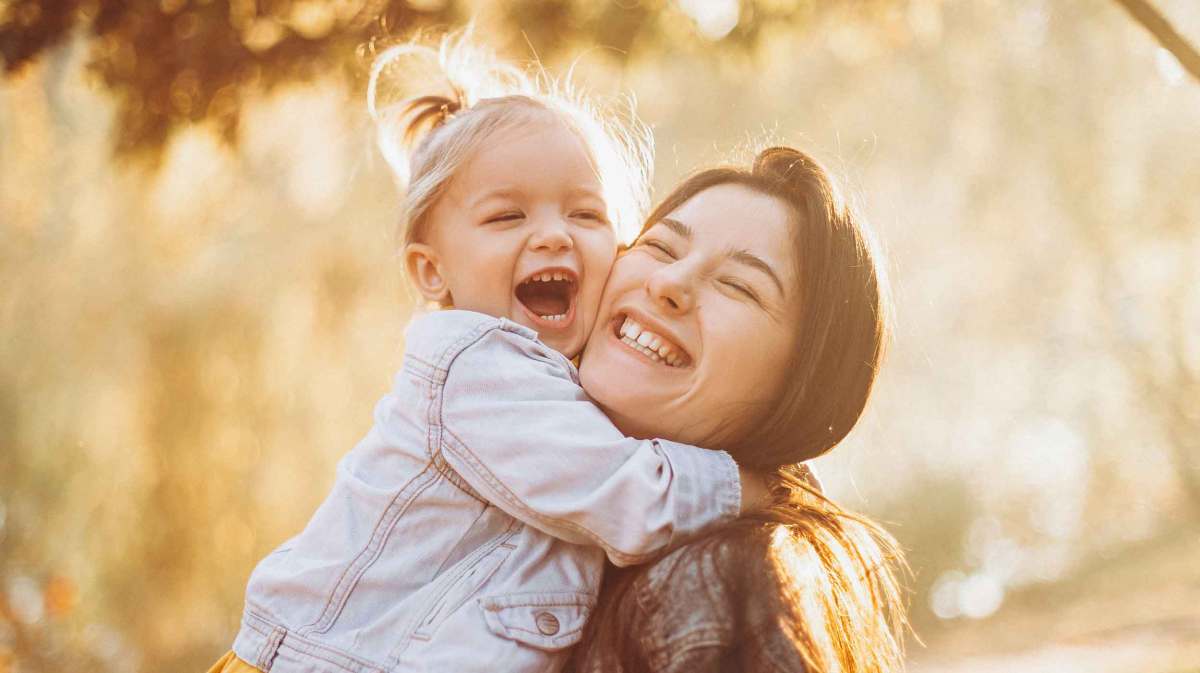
[729,248,785,296]
[658,217,693,239]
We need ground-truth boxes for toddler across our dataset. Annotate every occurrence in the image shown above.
[210,32,760,673]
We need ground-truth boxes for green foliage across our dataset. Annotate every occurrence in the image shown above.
[0,0,461,157]
[0,0,878,159]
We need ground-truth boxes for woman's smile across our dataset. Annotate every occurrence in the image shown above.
[613,315,690,367]
[607,306,694,369]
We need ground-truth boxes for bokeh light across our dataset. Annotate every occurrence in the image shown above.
[2,1,1199,672]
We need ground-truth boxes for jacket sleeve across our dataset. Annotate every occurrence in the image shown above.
[437,325,741,567]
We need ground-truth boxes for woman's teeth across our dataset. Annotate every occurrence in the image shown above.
[618,317,687,367]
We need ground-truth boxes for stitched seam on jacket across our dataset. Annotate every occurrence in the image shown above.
[429,447,487,504]
[425,321,646,561]
[750,629,801,673]
[403,356,440,384]
[297,462,442,636]
[386,519,522,665]
[440,425,646,566]
[420,335,488,504]
[236,610,274,668]
[274,630,388,673]
[253,624,273,669]
[432,318,507,373]
[649,626,731,669]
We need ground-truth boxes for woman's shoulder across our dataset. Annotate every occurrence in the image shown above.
[632,523,792,631]
[642,521,781,595]
[622,522,807,672]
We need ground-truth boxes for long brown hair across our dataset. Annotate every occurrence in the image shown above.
[644,146,891,468]
[579,147,908,673]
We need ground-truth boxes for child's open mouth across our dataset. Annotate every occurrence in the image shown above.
[515,269,578,329]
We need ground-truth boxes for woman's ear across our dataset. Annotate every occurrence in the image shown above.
[403,243,453,306]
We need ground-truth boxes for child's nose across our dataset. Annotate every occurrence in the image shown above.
[528,217,573,253]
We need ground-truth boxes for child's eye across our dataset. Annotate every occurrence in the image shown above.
[483,211,524,224]
[570,210,608,225]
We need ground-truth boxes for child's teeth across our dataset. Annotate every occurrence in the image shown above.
[636,332,654,347]
[529,271,573,282]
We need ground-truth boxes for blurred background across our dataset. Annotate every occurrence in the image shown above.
[2,0,1199,671]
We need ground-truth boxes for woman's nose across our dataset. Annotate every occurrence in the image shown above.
[528,217,573,253]
[645,264,694,314]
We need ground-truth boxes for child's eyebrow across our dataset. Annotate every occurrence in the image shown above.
[564,185,605,200]
[467,188,520,209]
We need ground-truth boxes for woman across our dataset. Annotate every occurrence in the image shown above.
[568,146,907,672]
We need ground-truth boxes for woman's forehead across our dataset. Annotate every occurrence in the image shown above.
[666,184,794,254]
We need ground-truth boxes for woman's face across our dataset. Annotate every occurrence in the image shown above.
[579,183,801,445]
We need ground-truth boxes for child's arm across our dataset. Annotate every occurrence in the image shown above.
[436,324,748,567]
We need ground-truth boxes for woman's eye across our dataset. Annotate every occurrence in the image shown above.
[721,278,759,303]
[483,211,524,224]
[638,238,676,259]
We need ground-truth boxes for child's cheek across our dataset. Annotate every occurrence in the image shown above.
[588,253,618,307]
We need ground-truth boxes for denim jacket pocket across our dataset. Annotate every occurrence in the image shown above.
[409,534,518,642]
[478,591,595,651]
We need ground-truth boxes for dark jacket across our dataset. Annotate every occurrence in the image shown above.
[565,523,808,673]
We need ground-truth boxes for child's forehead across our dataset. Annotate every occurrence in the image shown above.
[486,109,589,153]
[447,116,603,196]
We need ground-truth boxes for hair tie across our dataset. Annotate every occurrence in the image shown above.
[400,94,464,144]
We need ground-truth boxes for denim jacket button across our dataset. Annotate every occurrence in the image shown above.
[534,611,560,636]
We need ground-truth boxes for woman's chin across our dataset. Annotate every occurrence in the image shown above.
[581,323,709,439]
[580,365,667,440]
[581,365,644,430]
[592,396,661,440]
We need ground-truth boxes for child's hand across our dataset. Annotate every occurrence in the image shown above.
[737,466,771,514]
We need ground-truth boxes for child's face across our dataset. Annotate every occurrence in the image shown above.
[417,116,618,358]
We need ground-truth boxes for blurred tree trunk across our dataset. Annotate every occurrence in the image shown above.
[1113,0,1200,83]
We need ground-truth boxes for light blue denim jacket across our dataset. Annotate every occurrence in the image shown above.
[232,310,741,673]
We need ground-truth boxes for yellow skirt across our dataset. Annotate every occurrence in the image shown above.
[206,651,262,673]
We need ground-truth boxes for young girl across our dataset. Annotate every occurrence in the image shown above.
[208,33,764,673]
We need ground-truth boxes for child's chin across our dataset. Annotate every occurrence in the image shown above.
[542,333,582,360]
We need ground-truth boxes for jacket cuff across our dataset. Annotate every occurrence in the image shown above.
[654,439,742,542]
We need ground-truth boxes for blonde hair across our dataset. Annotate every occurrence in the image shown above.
[367,29,653,246]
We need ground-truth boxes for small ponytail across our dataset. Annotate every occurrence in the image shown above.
[366,28,653,247]
[399,93,463,144]
[367,30,524,193]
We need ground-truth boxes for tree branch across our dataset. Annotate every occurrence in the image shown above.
[1112,0,1200,84]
